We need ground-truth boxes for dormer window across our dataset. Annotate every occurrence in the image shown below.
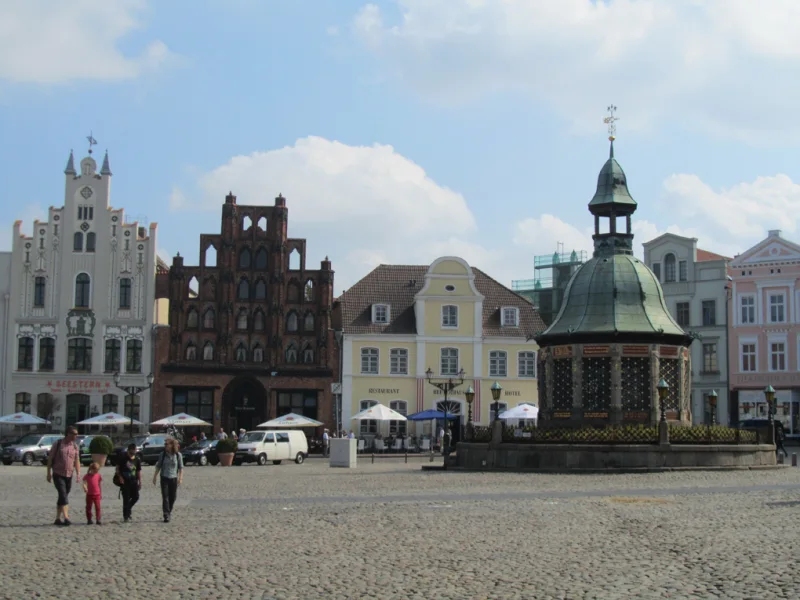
[372,304,390,324]
[501,307,519,327]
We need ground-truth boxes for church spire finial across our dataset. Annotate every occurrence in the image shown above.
[64,149,76,175]
[87,131,98,155]
[101,150,112,175]
[603,104,618,158]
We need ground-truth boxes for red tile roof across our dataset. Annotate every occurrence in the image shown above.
[336,264,546,339]
[696,249,730,262]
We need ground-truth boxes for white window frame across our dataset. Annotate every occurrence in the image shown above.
[664,253,676,282]
[359,400,378,434]
[389,348,408,375]
[389,400,407,435]
[518,351,537,378]
[441,305,458,328]
[501,307,519,327]
[702,342,718,373]
[371,304,390,325]
[769,340,787,372]
[440,347,459,375]
[489,350,507,377]
[740,341,757,373]
[678,260,688,282]
[769,293,786,323]
[361,347,379,374]
[740,295,756,325]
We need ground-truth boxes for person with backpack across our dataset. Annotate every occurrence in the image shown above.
[152,438,183,523]
[115,443,142,523]
[45,426,81,526]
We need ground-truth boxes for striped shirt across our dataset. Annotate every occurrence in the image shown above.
[156,451,184,479]
[51,439,79,478]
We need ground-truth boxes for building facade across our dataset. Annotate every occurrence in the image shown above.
[4,148,159,429]
[643,234,731,425]
[729,229,800,437]
[0,252,12,414]
[336,257,545,443]
[152,192,336,434]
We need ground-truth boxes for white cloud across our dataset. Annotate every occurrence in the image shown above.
[0,0,173,84]
[0,204,47,251]
[353,0,800,140]
[168,186,187,211]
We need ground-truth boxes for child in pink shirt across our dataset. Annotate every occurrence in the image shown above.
[82,462,103,525]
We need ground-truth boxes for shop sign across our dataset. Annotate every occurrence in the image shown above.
[553,346,573,358]
[583,345,610,356]
[368,388,400,395]
[622,345,649,356]
[47,379,111,393]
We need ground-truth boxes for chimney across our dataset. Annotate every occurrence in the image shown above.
[768,229,782,238]
[225,191,237,204]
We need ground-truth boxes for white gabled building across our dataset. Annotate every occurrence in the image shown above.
[3,145,159,430]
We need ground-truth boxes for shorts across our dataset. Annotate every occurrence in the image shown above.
[53,474,72,506]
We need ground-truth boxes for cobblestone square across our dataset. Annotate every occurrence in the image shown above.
[2,459,800,599]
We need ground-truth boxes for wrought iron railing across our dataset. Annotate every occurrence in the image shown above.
[498,424,761,445]
[466,426,492,443]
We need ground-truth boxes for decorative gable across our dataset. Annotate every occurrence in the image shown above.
[733,235,800,267]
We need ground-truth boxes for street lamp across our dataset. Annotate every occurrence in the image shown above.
[464,386,475,426]
[425,366,465,457]
[657,378,669,422]
[764,385,776,426]
[491,381,503,422]
[114,371,155,436]
[707,390,718,426]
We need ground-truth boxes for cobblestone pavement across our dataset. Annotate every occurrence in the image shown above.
[2,459,800,600]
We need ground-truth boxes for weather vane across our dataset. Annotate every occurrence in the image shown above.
[603,105,618,141]
[87,132,98,154]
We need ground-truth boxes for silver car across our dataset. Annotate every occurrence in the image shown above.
[1,433,64,466]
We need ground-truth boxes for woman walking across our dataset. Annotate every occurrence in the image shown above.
[153,438,183,523]
[46,426,81,526]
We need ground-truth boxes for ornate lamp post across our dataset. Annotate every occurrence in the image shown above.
[114,371,155,437]
[425,367,465,457]
[707,390,718,426]
[491,382,503,422]
[657,378,669,422]
[464,386,475,441]
[764,385,776,425]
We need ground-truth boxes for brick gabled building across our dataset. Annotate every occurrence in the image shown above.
[152,192,336,433]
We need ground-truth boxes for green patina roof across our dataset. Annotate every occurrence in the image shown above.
[588,143,637,212]
[536,254,689,345]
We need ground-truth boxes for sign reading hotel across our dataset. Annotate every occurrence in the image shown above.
[47,379,112,393]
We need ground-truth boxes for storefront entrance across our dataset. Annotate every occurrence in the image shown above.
[66,394,90,429]
[222,377,268,433]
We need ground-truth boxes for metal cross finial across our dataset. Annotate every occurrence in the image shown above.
[603,105,618,141]
[87,132,98,154]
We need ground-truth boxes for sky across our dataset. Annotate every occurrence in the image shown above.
[3,0,800,295]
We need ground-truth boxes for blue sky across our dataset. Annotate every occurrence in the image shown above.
[3,0,800,292]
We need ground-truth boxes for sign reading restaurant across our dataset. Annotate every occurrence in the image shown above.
[47,379,112,393]
[368,388,400,395]
[433,388,522,397]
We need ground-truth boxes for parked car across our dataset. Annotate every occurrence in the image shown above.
[2,433,64,466]
[1,436,25,450]
[181,439,219,466]
[234,430,308,465]
[78,435,100,466]
[111,434,171,466]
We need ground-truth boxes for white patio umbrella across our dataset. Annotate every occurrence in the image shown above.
[0,412,51,425]
[498,403,539,420]
[75,412,143,426]
[350,403,408,422]
[257,413,323,428]
[151,413,212,427]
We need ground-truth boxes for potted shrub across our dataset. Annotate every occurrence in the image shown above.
[216,437,238,466]
[88,435,114,468]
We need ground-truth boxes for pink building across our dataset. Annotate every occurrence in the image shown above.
[730,230,800,436]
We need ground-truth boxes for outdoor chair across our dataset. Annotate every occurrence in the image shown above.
[357,439,365,453]
[420,439,431,452]
[374,439,385,453]
[392,439,403,452]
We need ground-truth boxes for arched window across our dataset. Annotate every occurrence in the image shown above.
[255,247,268,270]
[203,342,214,360]
[86,232,96,252]
[186,342,197,360]
[73,232,83,252]
[126,339,143,373]
[75,273,90,308]
[39,338,55,370]
[286,311,298,332]
[302,343,314,364]
[203,308,215,329]
[235,343,247,362]
[104,339,121,372]
[239,247,251,269]
[237,309,248,330]
[187,308,199,328]
[304,312,315,331]
[285,343,298,364]
[304,280,314,302]
[17,337,34,370]
[15,392,31,413]
[287,282,300,303]
[664,253,676,282]
[254,279,266,300]
[253,345,264,363]
[102,394,117,414]
[253,310,265,331]
[238,278,250,300]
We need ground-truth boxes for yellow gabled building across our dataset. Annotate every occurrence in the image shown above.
[334,257,546,443]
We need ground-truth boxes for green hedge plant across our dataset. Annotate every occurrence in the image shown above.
[88,435,114,455]
[216,438,238,454]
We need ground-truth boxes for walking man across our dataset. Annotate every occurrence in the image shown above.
[46,426,81,526]
[322,429,330,457]
[116,443,142,523]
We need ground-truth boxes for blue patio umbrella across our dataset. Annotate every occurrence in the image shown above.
[406,409,458,421]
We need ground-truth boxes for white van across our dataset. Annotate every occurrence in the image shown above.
[234,430,309,466]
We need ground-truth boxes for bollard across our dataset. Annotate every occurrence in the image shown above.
[778,453,785,464]
[371,452,375,464]
[793,453,797,467]
[404,450,408,464]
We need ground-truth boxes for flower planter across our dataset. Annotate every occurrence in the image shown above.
[218,453,234,467]
[91,454,107,468]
